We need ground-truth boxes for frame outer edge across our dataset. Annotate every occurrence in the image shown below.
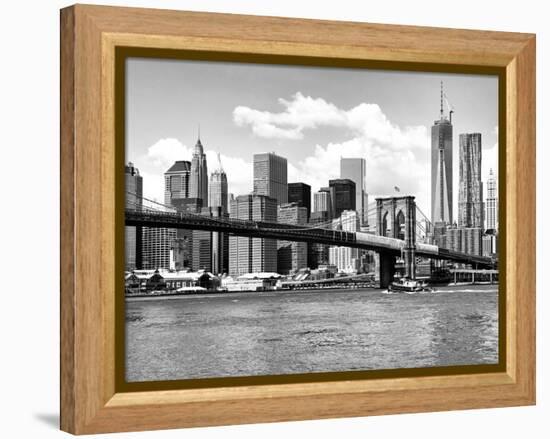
[515,36,536,402]
[60,5,537,434]
[60,5,76,434]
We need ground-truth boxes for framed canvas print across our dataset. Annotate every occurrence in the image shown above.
[60,4,536,435]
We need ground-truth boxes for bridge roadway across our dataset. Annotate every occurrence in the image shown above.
[125,208,495,268]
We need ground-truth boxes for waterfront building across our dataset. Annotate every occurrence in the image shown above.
[277,202,308,274]
[229,194,278,275]
[222,272,281,292]
[313,188,332,217]
[164,160,191,206]
[328,179,356,220]
[125,269,165,293]
[162,270,220,292]
[458,133,484,228]
[253,152,288,204]
[125,269,220,294]
[329,210,360,273]
[288,182,311,221]
[340,157,368,226]
[431,81,454,225]
[125,162,143,270]
[486,168,498,231]
[189,135,208,205]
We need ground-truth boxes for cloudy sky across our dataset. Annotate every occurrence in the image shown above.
[126,57,498,220]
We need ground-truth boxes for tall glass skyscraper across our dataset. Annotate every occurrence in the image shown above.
[458,133,483,228]
[340,158,368,226]
[431,82,453,225]
[329,178,356,220]
[486,168,498,231]
[287,182,311,221]
[253,152,288,205]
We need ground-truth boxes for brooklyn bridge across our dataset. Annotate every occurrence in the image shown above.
[125,193,495,288]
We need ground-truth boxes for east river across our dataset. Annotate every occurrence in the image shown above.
[125,285,499,382]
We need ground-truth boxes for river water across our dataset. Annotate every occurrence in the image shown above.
[125,285,499,382]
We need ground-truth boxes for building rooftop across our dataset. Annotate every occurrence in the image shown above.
[165,160,191,174]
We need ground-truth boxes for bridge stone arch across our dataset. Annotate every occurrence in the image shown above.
[376,196,417,284]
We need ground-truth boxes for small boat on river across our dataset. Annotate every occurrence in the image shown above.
[388,278,432,293]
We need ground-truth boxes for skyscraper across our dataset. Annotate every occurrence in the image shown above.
[192,211,213,272]
[229,194,278,275]
[329,179,356,219]
[458,133,483,228]
[287,182,311,221]
[142,227,177,270]
[486,168,498,231]
[340,158,368,226]
[208,153,228,213]
[253,152,288,204]
[125,162,143,270]
[207,155,229,274]
[445,225,463,253]
[313,188,332,218]
[170,198,202,272]
[329,210,360,273]
[162,160,193,271]
[164,160,191,206]
[189,135,208,205]
[308,210,330,268]
[431,82,453,225]
[461,227,483,256]
[277,202,308,274]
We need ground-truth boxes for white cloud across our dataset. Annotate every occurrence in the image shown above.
[146,138,192,168]
[234,92,430,213]
[233,92,345,139]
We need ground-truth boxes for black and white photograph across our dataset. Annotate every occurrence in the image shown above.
[124,58,500,382]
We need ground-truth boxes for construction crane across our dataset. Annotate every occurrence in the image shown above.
[443,91,454,123]
[439,81,455,123]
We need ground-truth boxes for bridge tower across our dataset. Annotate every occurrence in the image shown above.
[376,196,417,287]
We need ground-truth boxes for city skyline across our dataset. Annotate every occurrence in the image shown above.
[126,58,498,220]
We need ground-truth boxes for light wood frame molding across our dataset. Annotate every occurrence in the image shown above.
[60,4,536,434]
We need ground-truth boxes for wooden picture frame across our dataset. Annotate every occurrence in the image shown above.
[60,4,536,435]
